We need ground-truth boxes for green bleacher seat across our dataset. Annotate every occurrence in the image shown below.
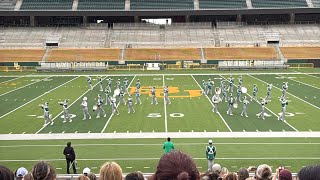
[313,0,320,7]
[130,0,194,10]
[78,0,125,10]
[251,0,308,8]
[20,0,73,10]
[199,0,247,9]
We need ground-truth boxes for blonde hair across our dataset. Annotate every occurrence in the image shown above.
[99,162,123,180]
[77,175,90,180]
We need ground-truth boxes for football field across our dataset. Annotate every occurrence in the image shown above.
[0,71,319,173]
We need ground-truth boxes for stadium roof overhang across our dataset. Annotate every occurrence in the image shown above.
[0,8,320,16]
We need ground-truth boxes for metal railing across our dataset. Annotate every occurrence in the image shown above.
[287,63,314,68]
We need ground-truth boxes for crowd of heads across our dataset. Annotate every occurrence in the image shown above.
[0,151,319,180]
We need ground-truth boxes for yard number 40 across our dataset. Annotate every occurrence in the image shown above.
[147,113,184,118]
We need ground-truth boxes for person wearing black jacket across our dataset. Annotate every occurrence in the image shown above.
[63,142,77,174]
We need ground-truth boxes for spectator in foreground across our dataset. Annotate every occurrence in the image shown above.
[200,171,219,180]
[31,161,56,180]
[151,150,200,180]
[0,165,14,180]
[77,174,90,180]
[297,165,320,180]
[272,167,292,180]
[83,167,91,176]
[125,171,145,180]
[22,173,33,180]
[99,162,123,180]
[255,164,273,180]
[87,172,97,180]
[224,172,237,180]
[211,164,221,174]
[220,167,229,178]
[238,168,249,180]
[15,167,28,180]
[163,137,174,154]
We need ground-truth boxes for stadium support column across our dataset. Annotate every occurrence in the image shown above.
[83,16,88,26]
[30,16,35,27]
[185,15,190,22]
[289,13,295,24]
[236,14,242,22]
[134,16,139,23]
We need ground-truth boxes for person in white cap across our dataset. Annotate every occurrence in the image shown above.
[206,139,216,171]
[15,167,28,180]
[83,167,91,176]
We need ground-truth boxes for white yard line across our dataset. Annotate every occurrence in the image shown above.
[220,75,298,132]
[284,75,320,90]
[100,75,136,133]
[163,75,168,132]
[1,157,319,162]
[0,77,49,97]
[191,75,232,132]
[306,74,320,79]
[1,142,320,148]
[1,131,320,140]
[0,77,78,120]
[0,76,23,84]
[249,75,320,110]
[36,77,104,134]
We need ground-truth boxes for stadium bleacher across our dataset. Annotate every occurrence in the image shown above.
[20,0,73,10]
[0,49,44,62]
[125,48,201,60]
[78,0,125,10]
[0,0,17,10]
[205,47,278,60]
[47,48,121,62]
[281,47,320,59]
[199,0,247,9]
[251,0,308,8]
[130,0,194,10]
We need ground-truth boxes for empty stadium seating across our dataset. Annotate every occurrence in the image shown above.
[125,48,201,60]
[130,0,194,10]
[0,0,16,10]
[47,49,121,62]
[20,0,73,10]
[205,47,278,60]
[78,0,125,10]
[251,0,308,8]
[281,47,320,59]
[313,0,320,7]
[0,49,45,62]
[199,0,247,9]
